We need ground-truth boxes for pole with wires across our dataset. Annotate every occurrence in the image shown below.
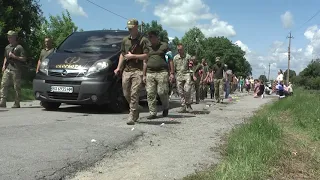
[287,32,293,85]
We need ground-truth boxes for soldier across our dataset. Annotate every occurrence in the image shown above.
[191,56,202,104]
[36,37,54,73]
[0,30,27,108]
[114,19,149,125]
[143,30,174,119]
[200,58,209,100]
[212,57,227,103]
[173,43,193,112]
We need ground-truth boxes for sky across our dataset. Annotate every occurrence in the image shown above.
[41,0,320,78]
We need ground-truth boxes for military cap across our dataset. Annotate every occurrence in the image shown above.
[7,30,18,36]
[127,19,139,28]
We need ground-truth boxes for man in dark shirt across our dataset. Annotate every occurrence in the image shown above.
[114,19,149,125]
[143,30,174,119]
[212,57,227,103]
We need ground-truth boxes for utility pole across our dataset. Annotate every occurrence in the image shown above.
[287,32,294,85]
[268,62,271,81]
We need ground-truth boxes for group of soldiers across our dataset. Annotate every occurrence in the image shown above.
[0,30,54,108]
[116,19,231,125]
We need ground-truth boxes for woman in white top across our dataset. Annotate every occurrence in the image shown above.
[276,69,284,83]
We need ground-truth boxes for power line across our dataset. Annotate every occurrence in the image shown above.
[291,9,320,33]
[84,0,128,20]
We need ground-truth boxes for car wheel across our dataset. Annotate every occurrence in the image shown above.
[108,81,129,113]
[41,101,61,111]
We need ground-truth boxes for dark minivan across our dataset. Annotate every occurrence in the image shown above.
[33,30,146,112]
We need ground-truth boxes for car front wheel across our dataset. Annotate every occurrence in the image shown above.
[41,101,61,111]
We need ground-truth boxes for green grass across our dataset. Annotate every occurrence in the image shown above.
[184,88,320,180]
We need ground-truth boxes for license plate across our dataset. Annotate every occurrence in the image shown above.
[50,86,73,93]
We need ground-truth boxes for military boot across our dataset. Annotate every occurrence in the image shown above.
[186,104,193,112]
[178,105,187,113]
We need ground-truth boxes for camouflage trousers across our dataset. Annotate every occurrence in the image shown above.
[0,69,21,104]
[177,74,193,106]
[200,82,208,100]
[194,81,200,103]
[214,78,224,101]
[146,71,169,115]
[122,70,143,121]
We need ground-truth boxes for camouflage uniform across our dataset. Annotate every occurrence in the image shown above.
[0,31,26,108]
[173,53,193,112]
[212,57,227,103]
[192,61,202,103]
[200,64,209,100]
[146,42,170,118]
[120,19,149,125]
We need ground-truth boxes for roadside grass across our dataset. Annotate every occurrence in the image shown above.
[184,88,320,180]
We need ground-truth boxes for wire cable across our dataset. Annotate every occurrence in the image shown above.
[84,0,129,20]
[291,9,320,33]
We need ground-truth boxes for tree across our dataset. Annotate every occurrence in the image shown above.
[283,69,297,80]
[181,27,205,56]
[0,0,43,63]
[40,10,78,47]
[141,20,169,43]
[294,59,320,90]
[259,75,268,82]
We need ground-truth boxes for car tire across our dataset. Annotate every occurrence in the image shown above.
[108,81,129,113]
[41,101,61,111]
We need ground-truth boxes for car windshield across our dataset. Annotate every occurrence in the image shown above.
[57,31,129,53]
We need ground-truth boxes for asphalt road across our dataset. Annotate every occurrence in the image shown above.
[0,101,146,180]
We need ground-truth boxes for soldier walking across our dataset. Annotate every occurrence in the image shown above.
[212,57,227,103]
[143,30,174,119]
[0,30,27,108]
[114,19,149,125]
[200,58,209,100]
[191,56,202,104]
[36,37,54,73]
[173,43,193,112]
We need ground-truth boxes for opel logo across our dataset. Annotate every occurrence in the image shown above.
[61,69,68,76]
[64,57,81,64]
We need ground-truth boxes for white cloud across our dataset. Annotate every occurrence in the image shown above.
[281,11,294,29]
[135,0,149,12]
[235,25,320,79]
[154,0,236,37]
[58,0,87,17]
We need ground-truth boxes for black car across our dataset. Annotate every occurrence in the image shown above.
[33,30,148,112]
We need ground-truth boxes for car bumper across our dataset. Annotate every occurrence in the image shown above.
[33,78,113,105]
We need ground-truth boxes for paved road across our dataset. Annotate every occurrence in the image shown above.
[0,101,147,180]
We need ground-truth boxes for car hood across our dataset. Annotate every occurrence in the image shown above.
[48,51,119,69]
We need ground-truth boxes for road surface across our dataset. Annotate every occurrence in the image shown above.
[0,93,275,180]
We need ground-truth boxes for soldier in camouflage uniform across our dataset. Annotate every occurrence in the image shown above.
[191,56,202,104]
[200,58,209,100]
[36,37,54,73]
[0,30,27,108]
[173,43,193,112]
[143,30,175,119]
[114,19,149,125]
[212,57,227,103]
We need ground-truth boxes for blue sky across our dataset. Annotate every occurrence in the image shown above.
[41,0,320,78]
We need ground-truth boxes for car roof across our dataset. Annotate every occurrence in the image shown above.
[73,30,129,36]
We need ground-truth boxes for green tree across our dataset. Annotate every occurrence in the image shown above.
[259,75,268,82]
[169,36,180,55]
[0,0,43,63]
[283,69,297,80]
[181,27,205,56]
[141,20,169,43]
[294,59,320,89]
[40,10,78,47]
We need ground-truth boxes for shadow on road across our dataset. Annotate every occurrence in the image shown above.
[138,120,181,125]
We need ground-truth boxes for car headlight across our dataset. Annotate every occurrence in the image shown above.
[86,59,111,76]
[39,58,49,75]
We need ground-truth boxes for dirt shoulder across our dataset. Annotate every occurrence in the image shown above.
[68,93,275,180]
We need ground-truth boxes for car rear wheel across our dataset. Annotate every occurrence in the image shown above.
[41,101,61,111]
